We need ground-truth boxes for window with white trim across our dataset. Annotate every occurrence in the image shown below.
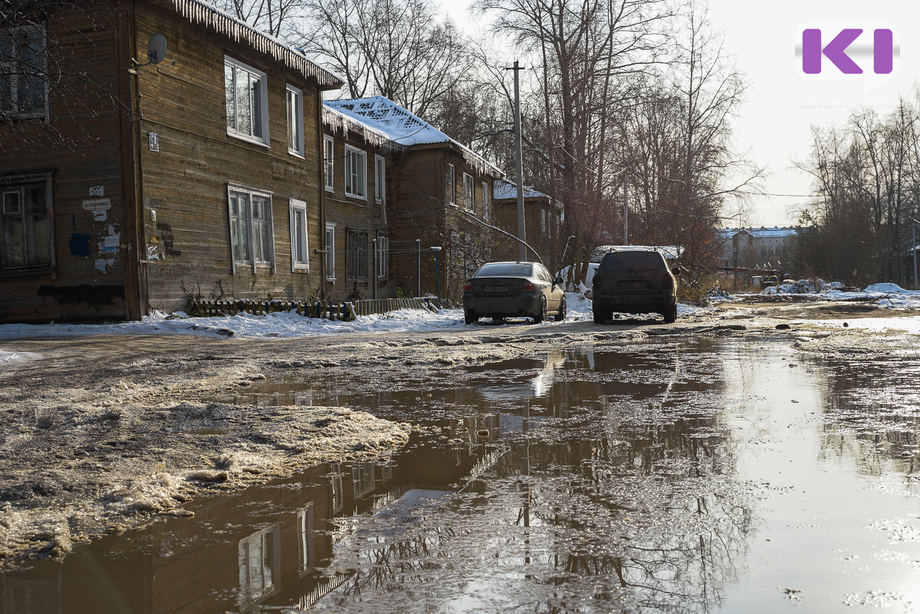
[344,145,366,199]
[374,155,386,203]
[0,25,46,119]
[445,164,455,204]
[346,229,368,280]
[228,185,274,272]
[224,57,268,145]
[1,175,53,271]
[289,198,308,271]
[325,223,336,281]
[296,504,315,575]
[323,135,334,191]
[376,234,388,280]
[482,180,490,221]
[286,85,304,156]
[463,173,474,211]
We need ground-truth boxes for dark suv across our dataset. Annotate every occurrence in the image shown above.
[592,247,678,324]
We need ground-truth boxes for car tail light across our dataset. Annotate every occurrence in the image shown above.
[662,273,674,289]
[464,282,473,292]
[522,283,534,292]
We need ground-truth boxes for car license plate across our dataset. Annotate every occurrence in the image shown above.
[619,281,645,289]
[485,285,509,293]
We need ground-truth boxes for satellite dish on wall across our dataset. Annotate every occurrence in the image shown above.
[146,34,167,65]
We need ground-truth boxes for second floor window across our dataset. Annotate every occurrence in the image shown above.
[0,25,46,119]
[344,145,366,199]
[323,135,334,191]
[463,173,474,211]
[482,180,490,220]
[286,85,303,156]
[445,164,455,204]
[225,57,268,145]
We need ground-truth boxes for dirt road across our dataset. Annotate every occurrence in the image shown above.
[0,298,917,569]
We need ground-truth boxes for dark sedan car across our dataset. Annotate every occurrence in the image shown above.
[592,247,678,324]
[463,261,566,325]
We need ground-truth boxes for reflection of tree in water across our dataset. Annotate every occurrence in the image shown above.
[817,356,920,479]
[311,345,756,613]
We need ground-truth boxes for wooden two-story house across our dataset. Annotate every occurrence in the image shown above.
[324,97,504,303]
[0,0,341,322]
[321,104,405,302]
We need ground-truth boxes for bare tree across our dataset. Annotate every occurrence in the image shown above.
[295,0,471,119]
[209,0,302,37]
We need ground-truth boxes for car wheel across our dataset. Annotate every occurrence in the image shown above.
[554,295,567,322]
[533,297,547,324]
[663,304,677,324]
[593,305,606,324]
[464,311,479,325]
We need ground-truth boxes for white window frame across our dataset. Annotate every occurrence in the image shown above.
[227,184,275,274]
[224,56,269,146]
[376,234,388,280]
[325,222,336,282]
[285,84,304,157]
[344,145,367,199]
[482,180,490,221]
[463,173,474,211]
[323,135,334,191]
[445,164,455,204]
[0,25,47,121]
[374,155,386,204]
[1,174,54,271]
[289,198,309,272]
[238,525,281,604]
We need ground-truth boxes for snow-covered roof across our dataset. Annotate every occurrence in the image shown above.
[322,106,407,155]
[718,227,798,240]
[591,245,683,261]
[324,96,503,177]
[170,0,342,89]
[493,179,549,201]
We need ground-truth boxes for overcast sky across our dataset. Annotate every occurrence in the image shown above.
[443,0,920,228]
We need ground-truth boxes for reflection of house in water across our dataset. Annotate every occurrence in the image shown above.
[0,435,494,613]
[238,524,281,607]
[2,572,61,614]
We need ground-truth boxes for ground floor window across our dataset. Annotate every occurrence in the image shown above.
[376,234,388,280]
[325,223,336,281]
[289,199,308,272]
[346,229,368,281]
[1,175,53,271]
[228,184,274,273]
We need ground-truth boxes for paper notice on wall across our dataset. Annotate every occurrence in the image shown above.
[93,210,107,222]
[103,234,120,251]
[95,259,107,273]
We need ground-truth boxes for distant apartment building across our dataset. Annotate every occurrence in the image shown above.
[716,227,798,272]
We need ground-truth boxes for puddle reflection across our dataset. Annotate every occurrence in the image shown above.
[4,339,920,613]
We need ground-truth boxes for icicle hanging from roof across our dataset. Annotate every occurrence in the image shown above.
[171,0,342,88]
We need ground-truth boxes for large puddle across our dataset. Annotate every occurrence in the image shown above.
[4,338,920,612]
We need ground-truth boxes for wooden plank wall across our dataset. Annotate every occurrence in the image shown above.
[0,7,128,322]
[135,0,328,313]
[321,127,392,301]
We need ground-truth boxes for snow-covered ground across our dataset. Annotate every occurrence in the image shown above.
[0,282,918,351]
[0,293,601,343]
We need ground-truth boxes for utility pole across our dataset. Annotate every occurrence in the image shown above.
[623,177,628,244]
[506,60,527,261]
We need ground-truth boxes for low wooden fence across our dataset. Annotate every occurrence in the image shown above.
[187,297,437,320]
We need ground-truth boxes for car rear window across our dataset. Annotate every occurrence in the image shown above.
[475,263,533,277]
[600,251,666,271]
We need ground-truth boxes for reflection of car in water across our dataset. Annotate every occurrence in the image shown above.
[474,350,566,401]
[463,261,566,324]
